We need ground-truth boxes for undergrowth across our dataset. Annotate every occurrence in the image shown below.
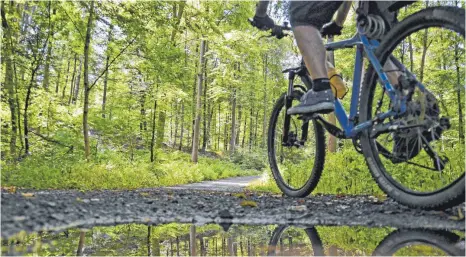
[1,149,260,190]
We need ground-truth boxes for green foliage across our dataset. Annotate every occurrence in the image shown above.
[2,149,258,190]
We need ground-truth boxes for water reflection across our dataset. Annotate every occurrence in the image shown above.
[2,223,464,256]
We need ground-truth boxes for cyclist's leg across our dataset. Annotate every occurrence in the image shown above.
[287,1,343,115]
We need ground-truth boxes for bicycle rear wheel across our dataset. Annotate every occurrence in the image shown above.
[267,225,324,256]
[267,90,325,197]
[360,6,465,209]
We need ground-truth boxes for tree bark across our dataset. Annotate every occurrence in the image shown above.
[191,40,206,163]
[82,1,95,160]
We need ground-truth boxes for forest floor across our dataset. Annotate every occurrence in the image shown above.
[2,175,464,239]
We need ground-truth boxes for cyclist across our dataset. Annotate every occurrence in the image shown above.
[253,1,352,115]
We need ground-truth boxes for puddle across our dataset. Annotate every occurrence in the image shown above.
[2,223,464,256]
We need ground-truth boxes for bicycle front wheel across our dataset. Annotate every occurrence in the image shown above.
[360,6,465,209]
[268,90,326,197]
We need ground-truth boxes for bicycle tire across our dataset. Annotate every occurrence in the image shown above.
[267,225,325,256]
[267,91,326,197]
[359,6,465,209]
[372,229,464,256]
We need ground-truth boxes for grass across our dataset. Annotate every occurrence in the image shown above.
[1,148,260,191]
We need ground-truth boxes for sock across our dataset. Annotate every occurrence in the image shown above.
[313,78,331,92]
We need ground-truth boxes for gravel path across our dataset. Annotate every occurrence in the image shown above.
[166,175,261,191]
[2,177,464,239]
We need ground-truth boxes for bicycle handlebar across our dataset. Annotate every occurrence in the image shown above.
[248,18,291,39]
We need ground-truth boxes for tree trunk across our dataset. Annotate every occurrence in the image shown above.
[76,231,86,256]
[102,25,113,118]
[178,101,184,151]
[2,2,17,157]
[150,98,157,162]
[249,101,254,151]
[455,42,464,142]
[202,55,208,152]
[262,54,267,148]
[174,101,179,147]
[189,225,196,256]
[217,104,221,150]
[68,55,77,105]
[73,58,83,104]
[62,58,71,100]
[230,88,237,154]
[236,104,242,146]
[191,40,206,163]
[82,1,95,160]
[156,111,166,148]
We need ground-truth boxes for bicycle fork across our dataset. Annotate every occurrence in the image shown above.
[282,71,309,147]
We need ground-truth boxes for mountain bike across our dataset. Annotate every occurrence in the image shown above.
[252,2,465,210]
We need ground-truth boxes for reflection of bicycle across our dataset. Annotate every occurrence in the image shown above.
[256,2,465,209]
[267,225,324,256]
[268,225,465,256]
[373,229,465,256]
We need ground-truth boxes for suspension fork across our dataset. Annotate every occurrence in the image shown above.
[282,71,296,145]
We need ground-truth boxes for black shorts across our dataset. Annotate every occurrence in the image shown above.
[289,1,343,29]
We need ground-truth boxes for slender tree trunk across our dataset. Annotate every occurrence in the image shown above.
[190,225,196,256]
[408,35,414,72]
[73,58,83,104]
[156,111,166,148]
[230,88,237,154]
[262,54,267,148]
[76,231,86,256]
[249,102,254,151]
[191,40,206,163]
[217,104,221,150]
[102,25,113,118]
[150,98,157,162]
[82,1,95,160]
[419,8,429,83]
[242,110,247,148]
[43,5,54,92]
[68,55,77,105]
[62,58,71,100]
[236,104,242,146]
[174,101,179,147]
[455,42,464,142]
[202,57,208,152]
[179,101,184,151]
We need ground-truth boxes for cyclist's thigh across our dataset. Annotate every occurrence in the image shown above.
[289,1,343,29]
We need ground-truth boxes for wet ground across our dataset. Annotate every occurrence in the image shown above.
[2,176,465,256]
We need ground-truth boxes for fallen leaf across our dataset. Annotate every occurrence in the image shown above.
[2,186,17,193]
[233,193,246,199]
[240,200,257,208]
[21,193,34,198]
[140,192,150,197]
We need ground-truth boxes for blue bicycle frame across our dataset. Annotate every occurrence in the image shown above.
[323,27,422,139]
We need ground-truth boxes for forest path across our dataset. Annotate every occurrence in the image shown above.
[165,175,262,192]
[2,180,464,239]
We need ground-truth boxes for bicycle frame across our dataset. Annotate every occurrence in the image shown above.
[303,29,418,139]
